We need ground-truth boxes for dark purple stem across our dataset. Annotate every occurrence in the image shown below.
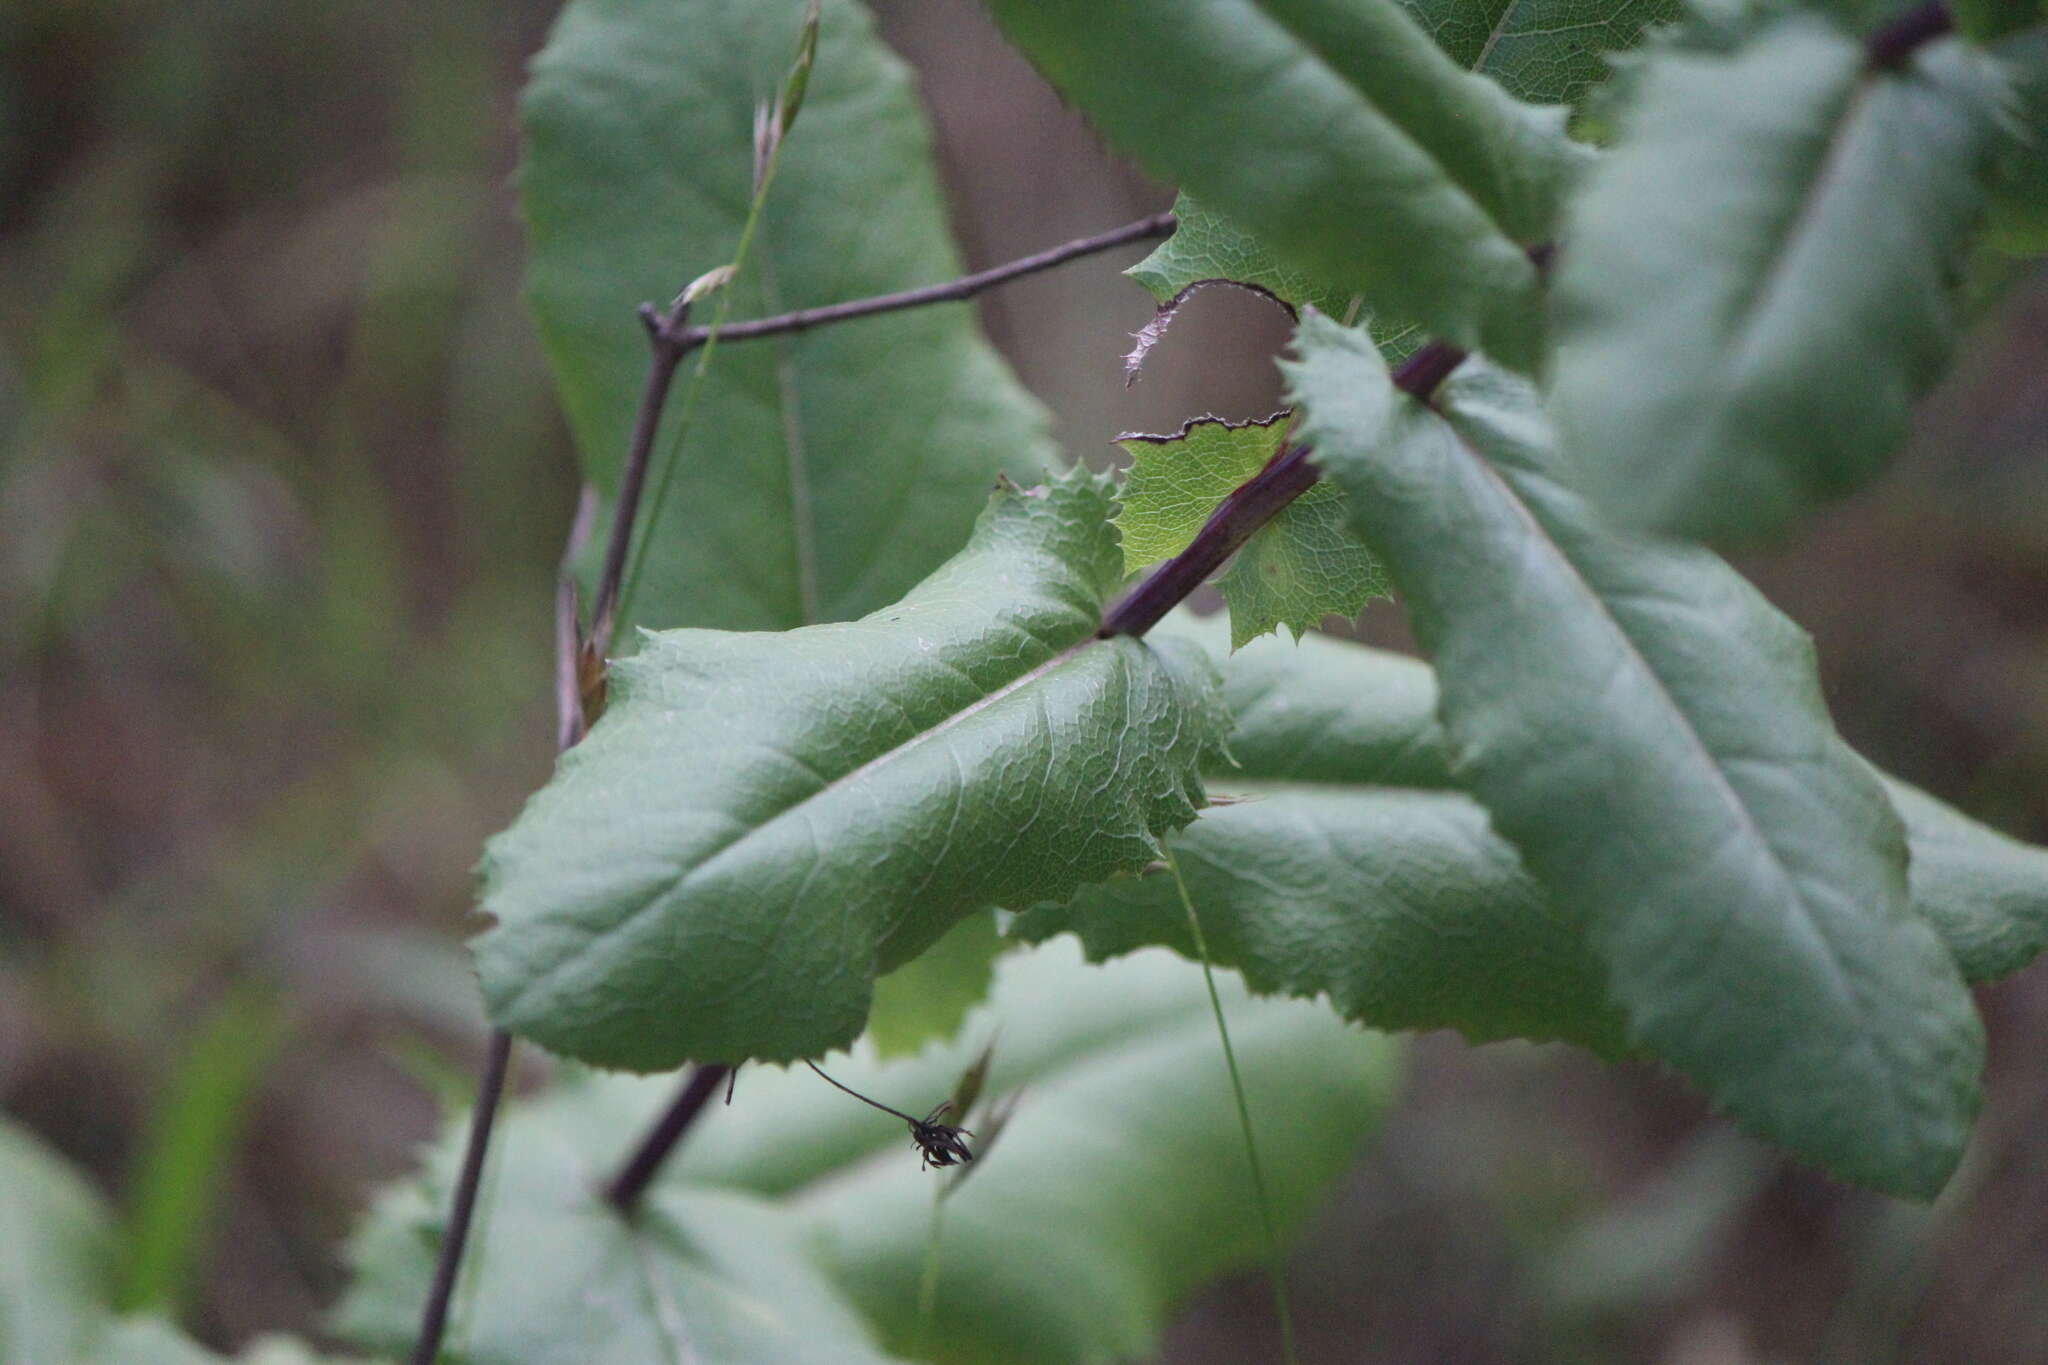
[408,478,616,1364]
[408,1030,512,1365]
[1392,341,1470,406]
[587,325,687,660]
[604,1064,733,1214]
[1099,445,1322,638]
[667,211,1176,353]
[587,212,1178,658]
[1867,1,1952,69]
[1099,339,1470,639]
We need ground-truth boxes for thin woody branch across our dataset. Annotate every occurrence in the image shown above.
[604,1063,734,1213]
[586,309,691,662]
[407,1031,511,1365]
[406,473,605,1365]
[586,210,1178,662]
[1866,0,1952,70]
[658,211,1177,354]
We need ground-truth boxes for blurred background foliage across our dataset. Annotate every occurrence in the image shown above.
[2,0,2045,1360]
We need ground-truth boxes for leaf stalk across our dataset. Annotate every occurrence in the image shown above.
[1164,848,1299,1365]
[603,1063,735,1214]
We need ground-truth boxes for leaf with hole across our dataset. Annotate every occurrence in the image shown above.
[1116,413,1389,649]
[984,0,1586,367]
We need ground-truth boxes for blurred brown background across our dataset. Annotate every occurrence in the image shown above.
[3,0,2046,1360]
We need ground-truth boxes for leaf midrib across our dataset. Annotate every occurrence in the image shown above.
[501,634,1100,1014]
[1472,0,1528,76]
[1723,60,1875,382]
[1424,396,1902,1114]
[1255,2,1525,247]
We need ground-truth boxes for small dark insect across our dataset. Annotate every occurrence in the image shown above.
[805,1061,975,1170]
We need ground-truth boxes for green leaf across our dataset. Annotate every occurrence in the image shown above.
[1397,0,1680,104]
[342,942,1400,1365]
[336,1133,907,1365]
[1288,314,1982,1199]
[1120,0,1670,351]
[796,947,1401,1363]
[1126,195,1360,320]
[864,909,1006,1059]
[1549,19,2009,542]
[99,1320,369,1365]
[1023,617,2048,1054]
[1115,414,1389,648]
[1950,0,2046,42]
[522,0,1052,636]
[476,468,1230,1069]
[117,989,284,1316]
[0,1120,116,1365]
[984,0,1584,367]
[1029,789,1629,1052]
[1883,778,2048,983]
[1017,620,1625,1051]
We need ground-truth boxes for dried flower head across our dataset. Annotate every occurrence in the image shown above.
[909,1102,975,1170]
[805,1060,976,1174]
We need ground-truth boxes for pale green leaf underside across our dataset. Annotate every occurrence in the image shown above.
[99,1321,367,1365]
[0,1120,116,1365]
[522,0,1051,636]
[1550,20,2007,541]
[0,1120,355,1365]
[475,469,1229,1069]
[1022,616,2048,1055]
[336,1132,904,1365]
[796,945,1401,1364]
[1289,315,1981,1199]
[863,909,1007,1059]
[1116,414,1388,648]
[984,0,1583,367]
[345,944,1400,1365]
